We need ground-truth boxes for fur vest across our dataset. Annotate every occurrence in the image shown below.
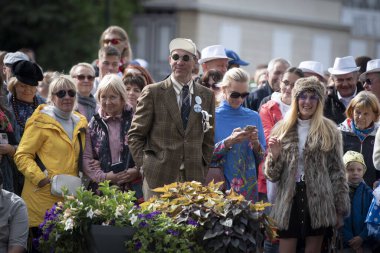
[264,119,350,230]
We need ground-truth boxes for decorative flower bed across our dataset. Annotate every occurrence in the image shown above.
[36,181,276,252]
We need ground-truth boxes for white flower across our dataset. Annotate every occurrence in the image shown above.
[94,209,102,216]
[86,208,94,219]
[115,205,125,217]
[129,214,138,225]
[64,218,74,231]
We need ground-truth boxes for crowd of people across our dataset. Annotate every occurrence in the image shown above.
[1,24,380,253]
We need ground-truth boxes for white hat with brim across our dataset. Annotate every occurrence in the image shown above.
[199,45,229,64]
[328,56,360,75]
[169,38,197,56]
[298,61,325,80]
[359,59,380,81]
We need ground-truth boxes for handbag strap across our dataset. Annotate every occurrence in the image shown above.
[36,132,83,173]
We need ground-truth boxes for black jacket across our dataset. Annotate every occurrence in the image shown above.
[244,81,273,112]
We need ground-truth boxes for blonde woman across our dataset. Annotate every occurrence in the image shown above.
[211,68,266,202]
[100,26,133,71]
[265,76,350,252]
[14,75,87,250]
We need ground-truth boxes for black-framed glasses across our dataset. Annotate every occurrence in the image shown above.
[76,75,95,81]
[229,91,249,99]
[171,54,192,62]
[54,90,76,98]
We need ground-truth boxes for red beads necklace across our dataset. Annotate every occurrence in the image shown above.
[12,95,38,128]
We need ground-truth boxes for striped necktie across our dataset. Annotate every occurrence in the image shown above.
[181,85,190,129]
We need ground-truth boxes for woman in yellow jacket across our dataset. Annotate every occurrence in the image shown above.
[14,75,87,251]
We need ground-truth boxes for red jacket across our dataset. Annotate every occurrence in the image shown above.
[258,100,283,194]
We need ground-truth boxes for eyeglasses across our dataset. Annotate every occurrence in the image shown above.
[54,90,76,98]
[171,54,193,62]
[229,91,249,99]
[103,38,122,45]
[298,93,319,103]
[364,78,379,85]
[76,75,95,81]
[201,110,213,133]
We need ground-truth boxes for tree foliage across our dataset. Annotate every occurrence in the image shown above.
[0,0,140,72]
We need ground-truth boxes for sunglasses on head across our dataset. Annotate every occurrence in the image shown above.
[54,90,76,98]
[76,75,95,81]
[103,38,122,45]
[229,91,249,99]
[171,54,192,62]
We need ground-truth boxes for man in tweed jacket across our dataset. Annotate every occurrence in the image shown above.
[128,38,215,199]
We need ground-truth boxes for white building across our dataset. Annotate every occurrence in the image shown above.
[132,0,380,80]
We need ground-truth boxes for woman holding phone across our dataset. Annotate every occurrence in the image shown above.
[211,68,266,202]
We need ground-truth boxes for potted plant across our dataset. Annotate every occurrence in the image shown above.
[35,181,139,253]
[136,181,277,253]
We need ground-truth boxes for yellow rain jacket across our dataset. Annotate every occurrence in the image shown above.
[14,104,87,227]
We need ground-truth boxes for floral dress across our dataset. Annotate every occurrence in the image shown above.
[211,101,266,202]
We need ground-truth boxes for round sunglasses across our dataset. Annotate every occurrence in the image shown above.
[171,54,193,62]
[54,90,76,98]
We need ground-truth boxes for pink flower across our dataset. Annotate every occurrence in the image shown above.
[231,178,244,192]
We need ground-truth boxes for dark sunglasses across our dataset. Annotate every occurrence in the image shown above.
[103,38,122,45]
[54,90,76,98]
[229,91,249,99]
[171,54,192,62]
[76,75,95,81]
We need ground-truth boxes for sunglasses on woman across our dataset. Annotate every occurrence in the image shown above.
[229,91,249,99]
[103,38,122,45]
[54,90,76,98]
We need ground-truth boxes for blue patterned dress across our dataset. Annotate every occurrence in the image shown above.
[211,101,266,202]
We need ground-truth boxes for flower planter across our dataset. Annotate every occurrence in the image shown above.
[89,225,136,253]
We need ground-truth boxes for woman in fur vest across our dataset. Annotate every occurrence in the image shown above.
[265,76,350,253]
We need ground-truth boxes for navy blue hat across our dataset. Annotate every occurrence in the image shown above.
[11,60,43,86]
[225,49,249,66]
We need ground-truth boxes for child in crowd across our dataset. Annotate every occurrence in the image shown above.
[342,150,374,253]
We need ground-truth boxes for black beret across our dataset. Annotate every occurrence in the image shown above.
[11,60,43,86]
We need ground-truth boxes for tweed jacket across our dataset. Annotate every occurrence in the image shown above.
[264,119,350,230]
[128,77,215,189]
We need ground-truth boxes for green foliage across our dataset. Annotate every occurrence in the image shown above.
[126,211,205,253]
[0,0,140,72]
[37,181,139,253]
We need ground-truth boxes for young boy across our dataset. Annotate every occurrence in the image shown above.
[342,150,374,253]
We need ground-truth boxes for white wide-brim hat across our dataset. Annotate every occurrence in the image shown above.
[328,56,360,75]
[298,61,325,80]
[198,45,229,64]
[169,38,197,56]
[359,59,380,81]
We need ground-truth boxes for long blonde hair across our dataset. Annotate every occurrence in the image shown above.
[271,76,338,151]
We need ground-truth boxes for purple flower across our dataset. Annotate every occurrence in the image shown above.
[187,218,199,227]
[135,240,142,250]
[138,213,145,219]
[139,221,148,228]
[145,211,161,219]
[167,229,179,236]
